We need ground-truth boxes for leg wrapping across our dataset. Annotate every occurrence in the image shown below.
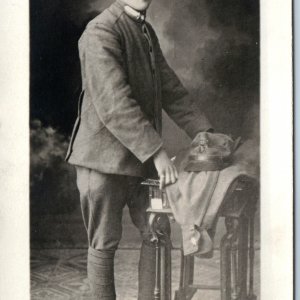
[88,247,116,300]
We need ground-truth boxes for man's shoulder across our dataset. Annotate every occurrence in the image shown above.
[85,3,124,32]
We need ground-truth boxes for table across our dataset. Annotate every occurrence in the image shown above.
[144,175,258,300]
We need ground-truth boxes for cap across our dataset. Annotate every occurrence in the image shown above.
[184,132,240,172]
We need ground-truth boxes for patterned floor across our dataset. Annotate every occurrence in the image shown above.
[31,249,260,300]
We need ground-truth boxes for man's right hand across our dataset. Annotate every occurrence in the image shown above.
[153,148,178,189]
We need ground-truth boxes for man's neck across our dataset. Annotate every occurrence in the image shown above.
[117,0,148,13]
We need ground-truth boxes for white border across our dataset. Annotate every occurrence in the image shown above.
[295,0,300,297]
[0,0,30,299]
[0,0,294,298]
[260,0,293,299]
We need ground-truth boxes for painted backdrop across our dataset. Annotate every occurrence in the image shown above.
[30,0,259,248]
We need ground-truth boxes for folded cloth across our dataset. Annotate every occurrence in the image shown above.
[165,139,259,257]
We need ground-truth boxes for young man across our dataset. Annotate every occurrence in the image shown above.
[66,0,212,298]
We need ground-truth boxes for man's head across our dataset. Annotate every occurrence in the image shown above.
[122,0,153,11]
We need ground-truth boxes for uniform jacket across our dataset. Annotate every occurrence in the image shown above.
[66,0,211,177]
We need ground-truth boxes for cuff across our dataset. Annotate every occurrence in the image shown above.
[139,140,163,163]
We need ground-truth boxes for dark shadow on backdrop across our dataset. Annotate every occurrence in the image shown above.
[30,0,259,248]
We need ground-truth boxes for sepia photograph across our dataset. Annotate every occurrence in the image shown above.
[0,0,293,299]
[29,0,260,299]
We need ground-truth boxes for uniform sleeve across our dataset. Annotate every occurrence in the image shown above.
[151,29,212,139]
[82,23,162,163]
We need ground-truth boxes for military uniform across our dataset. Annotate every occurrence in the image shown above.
[66,0,211,299]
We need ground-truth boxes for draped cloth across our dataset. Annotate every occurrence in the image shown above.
[165,139,259,256]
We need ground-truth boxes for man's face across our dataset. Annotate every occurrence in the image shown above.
[123,0,153,11]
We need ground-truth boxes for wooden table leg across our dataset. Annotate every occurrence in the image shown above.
[247,210,257,300]
[231,218,242,300]
[174,250,197,300]
[220,218,234,300]
[231,240,238,300]
[160,243,166,300]
[154,240,161,300]
[165,239,172,300]
[238,215,249,299]
[149,213,173,300]
[174,249,187,300]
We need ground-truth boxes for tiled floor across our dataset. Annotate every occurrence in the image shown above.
[31,249,260,300]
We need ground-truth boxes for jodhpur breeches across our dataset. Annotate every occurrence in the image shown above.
[75,166,157,299]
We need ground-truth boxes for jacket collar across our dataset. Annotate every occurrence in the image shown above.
[114,0,146,23]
